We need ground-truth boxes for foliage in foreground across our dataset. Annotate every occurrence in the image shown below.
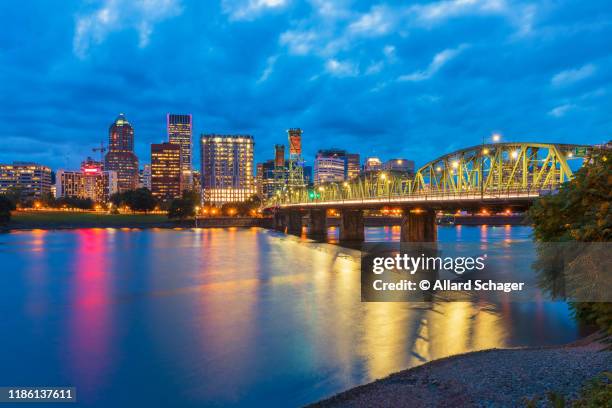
[0,195,17,223]
[110,188,157,213]
[220,195,261,216]
[523,371,612,408]
[528,147,611,335]
[168,190,200,220]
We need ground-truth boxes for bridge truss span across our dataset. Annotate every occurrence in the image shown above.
[267,142,592,209]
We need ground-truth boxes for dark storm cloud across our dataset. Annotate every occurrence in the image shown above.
[0,0,610,171]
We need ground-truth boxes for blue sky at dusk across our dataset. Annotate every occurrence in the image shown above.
[1,0,611,171]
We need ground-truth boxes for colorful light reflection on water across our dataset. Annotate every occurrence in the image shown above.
[0,226,579,407]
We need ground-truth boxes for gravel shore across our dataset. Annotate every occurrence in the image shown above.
[309,341,611,408]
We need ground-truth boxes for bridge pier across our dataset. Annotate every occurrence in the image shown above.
[340,209,364,242]
[309,209,327,236]
[273,211,286,232]
[286,210,303,234]
[400,208,437,242]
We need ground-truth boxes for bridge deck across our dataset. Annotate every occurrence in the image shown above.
[276,190,546,209]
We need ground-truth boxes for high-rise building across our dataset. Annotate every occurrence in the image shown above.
[200,134,255,205]
[55,171,83,199]
[141,164,152,190]
[383,158,415,176]
[81,157,116,202]
[347,153,360,179]
[151,143,182,202]
[104,113,139,192]
[167,114,193,189]
[314,156,345,184]
[315,149,348,183]
[192,170,201,193]
[56,163,117,203]
[364,157,383,173]
[256,159,276,199]
[0,162,52,199]
[274,144,285,167]
[303,165,313,185]
[318,149,349,176]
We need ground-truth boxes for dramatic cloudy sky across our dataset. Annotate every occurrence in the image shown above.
[1,0,611,170]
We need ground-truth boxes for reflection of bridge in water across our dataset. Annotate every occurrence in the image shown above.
[266,142,592,242]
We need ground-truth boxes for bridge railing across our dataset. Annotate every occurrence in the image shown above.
[268,186,556,208]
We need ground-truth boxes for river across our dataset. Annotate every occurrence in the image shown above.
[0,226,579,407]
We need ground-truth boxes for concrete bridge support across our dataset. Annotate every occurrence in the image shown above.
[273,211,286,231]
[340,209,364,242]
[400,208,437,242]
[286,211,303,234]
[309,209,327,236]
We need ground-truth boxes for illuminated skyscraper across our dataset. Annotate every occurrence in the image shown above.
[151,143,182,202]
[364,157,383,173]
[314,149,349,184]
[56,157,117,203]
[142,164,152,190]
[256,159,276,199]
[104,113,139,192]
[383,158,415,176]
[314,156,345,184]
[347,153,360,179]
[200,135,254,205]
[167,114,193,188]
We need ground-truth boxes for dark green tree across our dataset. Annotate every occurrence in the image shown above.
[128,188,157,212]
[0,195,16,223]
[167,190,199,220]
[109,188,157,212]
[529,147,611,334]
[220,194,262,216]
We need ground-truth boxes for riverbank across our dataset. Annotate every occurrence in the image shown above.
[309,336,611,408]
[2,211,271,230]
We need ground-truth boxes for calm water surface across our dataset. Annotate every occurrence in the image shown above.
[0,226,578,407]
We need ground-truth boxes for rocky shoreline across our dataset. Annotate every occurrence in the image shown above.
[308,336,610,408]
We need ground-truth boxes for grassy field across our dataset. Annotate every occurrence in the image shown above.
[8,211,174,229]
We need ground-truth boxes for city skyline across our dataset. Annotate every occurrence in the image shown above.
[2,1,610,171]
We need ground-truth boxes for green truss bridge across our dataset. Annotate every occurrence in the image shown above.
[266,142,593,242]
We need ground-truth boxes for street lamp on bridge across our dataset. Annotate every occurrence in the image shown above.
[481,133,502,199]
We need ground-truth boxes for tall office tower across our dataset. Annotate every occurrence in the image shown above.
[256,162,264,198]
[150,143,182,202]
[200,135,254,205]
[167,114,193,188]
[347,153,360,179]
[287,128,305,189]
[142,164,152,190]
[274,144,285,167]
[256,159,276,199]
[303,165,313,185]
[104,113,139,192]
[0,162,52,199]
[314,156,345,184]
[382,158,415,176]
[363,157,383,173]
